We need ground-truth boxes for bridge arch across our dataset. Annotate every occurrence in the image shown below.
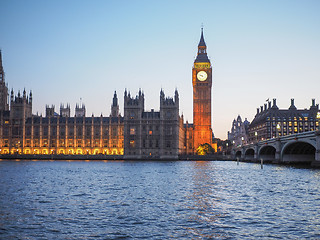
[235,150,242,159]
[282,141,316,163]
[259,145,276,162]
[244,148,255,161]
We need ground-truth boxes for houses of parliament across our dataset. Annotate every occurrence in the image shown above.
[0,30,216,158]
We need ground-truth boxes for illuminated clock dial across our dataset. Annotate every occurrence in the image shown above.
[197,71,207,81]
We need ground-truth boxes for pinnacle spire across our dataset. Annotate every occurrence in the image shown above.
[112,90,118,107]
[195,28,210,63]
[198,27,206,47]
[0,49,4,82]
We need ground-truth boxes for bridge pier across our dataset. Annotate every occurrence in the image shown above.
[273,138,281,163]
[312,131,320,167]
[254,144,259,161]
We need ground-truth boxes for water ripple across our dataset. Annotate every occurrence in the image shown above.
[0,160,320,239]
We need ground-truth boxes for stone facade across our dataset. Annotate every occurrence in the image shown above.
[0,30,217,157]
[248,99,320,143]
[123,89,180,159]
[228,115,250,147]
[0,89,124,155]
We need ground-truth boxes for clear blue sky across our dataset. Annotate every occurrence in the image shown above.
[1,0,320,139]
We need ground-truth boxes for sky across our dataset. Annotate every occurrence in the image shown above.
[0,0,319,139]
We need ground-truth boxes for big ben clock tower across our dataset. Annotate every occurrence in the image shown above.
[193,28,213,151]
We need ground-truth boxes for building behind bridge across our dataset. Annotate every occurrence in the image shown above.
[248,99,320,143]
[228,115,250,147]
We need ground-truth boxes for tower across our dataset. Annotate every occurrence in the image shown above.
[192,28,213,151]
[123,89,145,157]
[111,91,119,117]
[75,103,86,117]
[0,50,9,111]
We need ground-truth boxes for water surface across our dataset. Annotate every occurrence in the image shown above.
[0,160,320,239]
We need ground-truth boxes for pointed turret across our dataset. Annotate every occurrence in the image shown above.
[111,90,119,117]
[112,91,118,107]
[289,99,297,110]
[195,28,210,63]
[271,99,279,109]
[0,49,4,82]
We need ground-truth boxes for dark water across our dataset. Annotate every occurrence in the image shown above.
[0,160,320,239]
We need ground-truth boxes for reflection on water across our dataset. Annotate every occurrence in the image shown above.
[0,160,320,239]
[187,161,225,239]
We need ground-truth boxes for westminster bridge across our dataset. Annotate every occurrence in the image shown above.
[232,130,320,167]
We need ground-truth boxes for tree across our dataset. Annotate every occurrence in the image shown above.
[196,143,215,155]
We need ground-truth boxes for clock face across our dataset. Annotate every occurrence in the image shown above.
[197,71,207,81]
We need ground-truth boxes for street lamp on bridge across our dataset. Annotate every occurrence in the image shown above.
[276,123,281,138]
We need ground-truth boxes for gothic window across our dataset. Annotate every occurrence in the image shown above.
[130,127,135,135]
[86,127,91,136]
[94,128,100,137]
[77,127,82,137]
[112,127,117,137]
[60,129,65,137]
[3,128,9,137]
[34,127,40,137]
[104,129,109,136]
[130,140,135,148]
[51,127,56,136]
[68,128,74,137]
[26,127,31,136]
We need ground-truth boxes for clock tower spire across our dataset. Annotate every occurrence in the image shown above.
[192,28,213,152]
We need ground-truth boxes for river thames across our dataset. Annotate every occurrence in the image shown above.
[0,160,320,239]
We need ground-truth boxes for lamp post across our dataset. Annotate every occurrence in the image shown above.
[226,142,229,155]
[276,123,281,138]
[255,131,258,143]
[241,136,244,146]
